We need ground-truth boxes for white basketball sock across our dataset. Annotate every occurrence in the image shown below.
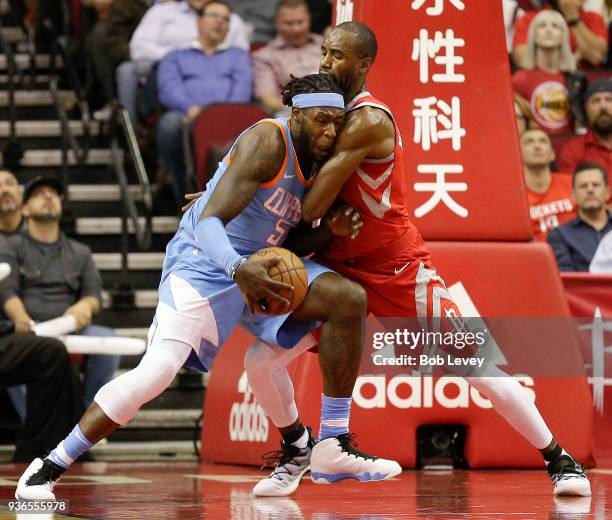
[467,365,553,450]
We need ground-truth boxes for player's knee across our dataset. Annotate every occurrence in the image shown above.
[336,280,367,319]
[244,340,285,378]
[244,342,267,376]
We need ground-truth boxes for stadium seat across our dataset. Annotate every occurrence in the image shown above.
[187,103,270,189]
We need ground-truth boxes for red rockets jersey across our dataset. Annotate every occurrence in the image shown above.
[321,92,429,265]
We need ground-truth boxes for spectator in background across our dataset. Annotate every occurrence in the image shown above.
[118,0,248,124]
[512,10,582,135]
[515,93,539,133]
[559,78,612,176]
[306,0,332,35]
[512,0,608,68]
[0,177,120,409]
[156,0,252,203]
[0,316,84,462]
[227,0,330,45]
[0,169,24,235]
[521,129,576,240]
[547,162,612,270]
[590,229,612,271]
[0,171,84,462]
[253,0,323,116]
[89,0,150,120]
[227,0,276,44]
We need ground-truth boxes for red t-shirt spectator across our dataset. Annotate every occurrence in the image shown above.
[558,129,612,177]
[526,173,576,241]
[513,69,573,134]
[513,7,608,52]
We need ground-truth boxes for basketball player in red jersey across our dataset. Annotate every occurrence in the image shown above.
[245,22,592,499]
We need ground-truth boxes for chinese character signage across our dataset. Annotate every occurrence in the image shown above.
[333,0,532,240]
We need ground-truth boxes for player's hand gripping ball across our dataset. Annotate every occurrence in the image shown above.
[251,247,308,315]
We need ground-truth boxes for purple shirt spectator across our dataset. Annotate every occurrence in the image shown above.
[157,42,252,113]
[155,1,252,205]
[130,0,248,74]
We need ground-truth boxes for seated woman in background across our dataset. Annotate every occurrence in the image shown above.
[512,9,586,136]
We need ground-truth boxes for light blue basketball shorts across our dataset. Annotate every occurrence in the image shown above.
[151,258,334,372]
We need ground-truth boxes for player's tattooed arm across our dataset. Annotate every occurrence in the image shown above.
[199,123,286,225]
[301,107,394,222]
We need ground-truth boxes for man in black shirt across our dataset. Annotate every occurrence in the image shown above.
[0,176,120,408]
[0,170,83,462]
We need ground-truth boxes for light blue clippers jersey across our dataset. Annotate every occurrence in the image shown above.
[153,117,333,373]
[161,117,312,284]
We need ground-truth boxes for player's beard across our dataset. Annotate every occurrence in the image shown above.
[295,126,317,178]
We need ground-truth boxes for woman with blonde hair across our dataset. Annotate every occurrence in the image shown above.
[513,9,585,135]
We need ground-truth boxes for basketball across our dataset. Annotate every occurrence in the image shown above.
[252,247,308,315]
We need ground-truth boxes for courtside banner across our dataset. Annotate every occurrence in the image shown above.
[201,327,284,465]
[334,0,532,240]
[562,273,612,458]
[202,243,593,468]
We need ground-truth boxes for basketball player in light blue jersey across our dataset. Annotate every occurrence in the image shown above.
[16,74,401,501]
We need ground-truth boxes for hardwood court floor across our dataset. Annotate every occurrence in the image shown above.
[0,460,611,519]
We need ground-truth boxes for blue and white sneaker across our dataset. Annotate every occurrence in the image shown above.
[310,433,402,484]
[253,428,315,496]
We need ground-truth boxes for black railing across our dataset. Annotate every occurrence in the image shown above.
[109,102,153,293]
[49,36,91,188]
[7,0,36,88]
[0,10,25,167]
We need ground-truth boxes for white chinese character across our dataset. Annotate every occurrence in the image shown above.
[413,164,468,218]
[411,0,465,16]
[413,96,465,151]
[411,29,465,84]
[580,307,612,414]
[335,0,353,24]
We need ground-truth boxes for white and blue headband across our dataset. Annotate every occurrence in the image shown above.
[292,93,345,110]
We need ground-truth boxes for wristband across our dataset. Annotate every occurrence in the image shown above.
[567,18,581,27]
[229,257,248,280]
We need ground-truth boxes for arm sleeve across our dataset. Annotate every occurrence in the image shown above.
[194,216,243,276]
[80,249,103,303]
[157,51,193,113]
[546,228,575,271]
[227,50,253,103]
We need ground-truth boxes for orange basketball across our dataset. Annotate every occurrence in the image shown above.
[252,247,308,315]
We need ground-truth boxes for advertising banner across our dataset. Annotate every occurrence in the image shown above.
[333,0,532,240]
